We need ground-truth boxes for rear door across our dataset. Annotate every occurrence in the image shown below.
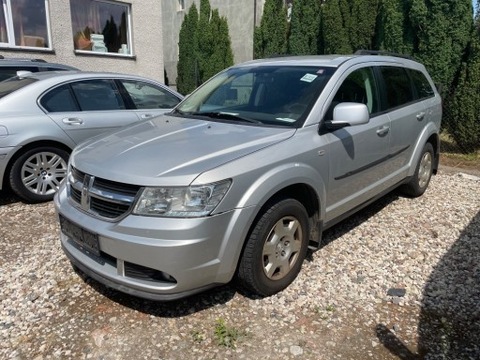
[43,79,139,144]
[324,66,392,222]
[378,66,428,173]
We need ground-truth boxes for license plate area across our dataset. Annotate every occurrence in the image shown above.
[59,215,100,257]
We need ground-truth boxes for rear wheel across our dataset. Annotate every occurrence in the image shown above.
[401,142,434,197]
[237,198,309,297]
[9,147,69,203]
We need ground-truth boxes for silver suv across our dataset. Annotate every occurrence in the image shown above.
[55,54,442,300]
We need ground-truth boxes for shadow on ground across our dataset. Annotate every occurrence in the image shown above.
[72,191,400,317]
[376,210,480,359]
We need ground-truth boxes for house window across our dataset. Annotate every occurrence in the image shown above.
[0,0,51,49]
[70,0,131,55]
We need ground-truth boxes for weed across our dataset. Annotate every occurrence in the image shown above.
[191,329,204,343]
[214,318,241,348]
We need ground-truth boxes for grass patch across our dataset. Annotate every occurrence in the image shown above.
[214,318,244,348]
[440,132,480,170]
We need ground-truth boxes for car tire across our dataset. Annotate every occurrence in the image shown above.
[401,142,434,197]
[237,198,309,297]
[9,147,69,203]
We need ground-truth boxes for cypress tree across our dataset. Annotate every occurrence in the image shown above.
[253,0,288,59]
[288,0,321,55]
[321,0,351,54]
[410,0,473,94]
[197,0,213,83]
[204,9,234,81]
[443,16,480,152]
[177,0,234,91]
[377,0,414,55]
[348,0,380,51]
[177,3,199,95]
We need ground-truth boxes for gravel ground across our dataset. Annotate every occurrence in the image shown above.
[1,170,479,360]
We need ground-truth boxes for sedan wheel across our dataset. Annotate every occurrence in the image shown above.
[10,147,69,203]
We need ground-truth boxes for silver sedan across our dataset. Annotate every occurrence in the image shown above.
[0,71,183,203]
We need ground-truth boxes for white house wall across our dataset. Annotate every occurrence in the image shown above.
[1,0,166,83]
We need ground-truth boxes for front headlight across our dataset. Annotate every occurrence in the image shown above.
[133,180,231,217]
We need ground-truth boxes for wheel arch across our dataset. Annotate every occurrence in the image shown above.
[407,124,440,178]
[2,140,72,191]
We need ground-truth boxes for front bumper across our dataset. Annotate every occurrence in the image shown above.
[54,185,255,301]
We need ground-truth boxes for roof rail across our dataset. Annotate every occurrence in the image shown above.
[32,59,47,63]
[0,55,4,59]
[354,50,414,60]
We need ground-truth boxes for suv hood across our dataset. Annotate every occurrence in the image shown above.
[72,115,296,186]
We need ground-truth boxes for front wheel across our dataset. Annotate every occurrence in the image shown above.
[401,142,434,197]
[9,147,69,203]
[237,198,309,297]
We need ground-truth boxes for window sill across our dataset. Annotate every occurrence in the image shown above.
[0,45,55,54]
[74,50,136,60]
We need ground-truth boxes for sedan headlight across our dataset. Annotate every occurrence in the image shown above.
[133,180,231,217]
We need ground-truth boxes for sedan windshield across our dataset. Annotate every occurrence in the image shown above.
[174,65,335,127]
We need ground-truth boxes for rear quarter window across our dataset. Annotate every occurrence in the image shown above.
[40,84,80,112]
[379,66,414,110]
[408,69,435,99]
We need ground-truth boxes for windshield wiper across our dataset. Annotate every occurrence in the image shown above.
[190,111,262,124]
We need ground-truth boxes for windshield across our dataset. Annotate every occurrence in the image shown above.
[174,65,335,127]
[0,76,37,99]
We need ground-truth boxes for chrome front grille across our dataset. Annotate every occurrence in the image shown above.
[68,166,140,219]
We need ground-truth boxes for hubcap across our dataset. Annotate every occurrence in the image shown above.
[262,216,303,280]
[418,152,432,188]
[21,152,67,196]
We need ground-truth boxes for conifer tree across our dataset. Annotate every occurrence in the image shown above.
[377,0,414,54]
[288,0,321,55]
[203,9,234,81]
[177,3,199,95]
[253,0,288,59]
[410,0,473,93]
[443,13,480,152]
[320,0,351,54]
[177,0,234,92]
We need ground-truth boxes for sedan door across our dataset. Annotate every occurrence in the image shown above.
[118,79,182,121]
[43,79,140,144]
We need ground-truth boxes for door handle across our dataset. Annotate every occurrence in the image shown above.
[140,114,153,119]
[62,117,83,125]
[416,112,426,121]
[376,126,390,137]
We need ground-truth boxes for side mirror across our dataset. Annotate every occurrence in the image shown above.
[325,102,370,130]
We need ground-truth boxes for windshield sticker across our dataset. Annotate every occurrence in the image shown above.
[276,117,297,123]
[300,73,318,83]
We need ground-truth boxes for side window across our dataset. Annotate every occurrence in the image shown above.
[408,69,435,100]
[70,80,125,111]
[41,85,79,112]
[379,66,414,109]
[121,80,181,109]
[328,67,378,119]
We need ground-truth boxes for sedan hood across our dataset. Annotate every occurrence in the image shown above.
[72,115,296,186]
